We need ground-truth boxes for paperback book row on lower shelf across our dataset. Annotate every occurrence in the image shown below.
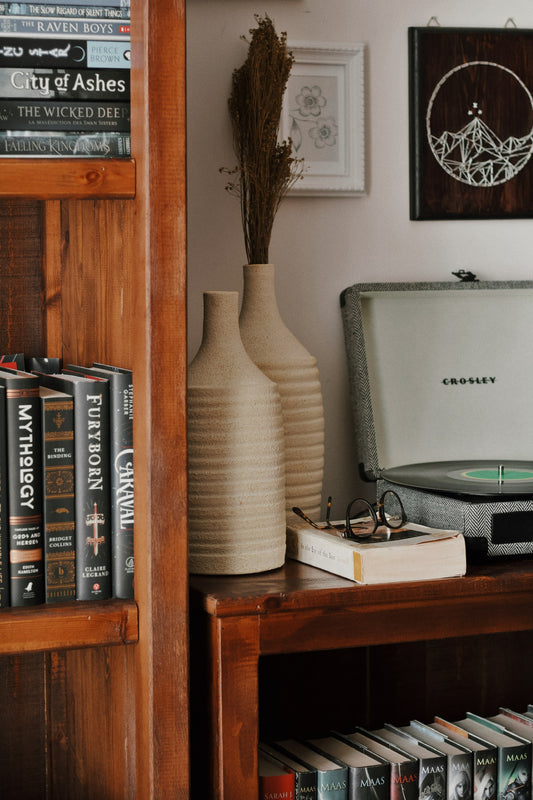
[259,706,533,800]
[0,0,131,157]
[0,354,134,608]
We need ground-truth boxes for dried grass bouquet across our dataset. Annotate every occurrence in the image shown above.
[222,14,304,264]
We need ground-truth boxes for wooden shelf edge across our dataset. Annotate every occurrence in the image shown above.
[0,158,135,199]
[0,599,138,655]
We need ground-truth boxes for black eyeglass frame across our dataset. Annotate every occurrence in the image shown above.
[292,489,407,541]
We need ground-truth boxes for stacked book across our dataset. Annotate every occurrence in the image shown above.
[0,0,131,157]
[0,354,134,607]
[259,706,533,800]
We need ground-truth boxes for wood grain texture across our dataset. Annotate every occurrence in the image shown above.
[0,159,135,199]
[190,558,533,798]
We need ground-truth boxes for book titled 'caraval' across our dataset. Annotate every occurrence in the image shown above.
[0,368,44,606]
[40,385,75,603]
[36,371,111,600]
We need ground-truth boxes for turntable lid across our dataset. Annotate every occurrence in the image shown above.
[340,280,533,479]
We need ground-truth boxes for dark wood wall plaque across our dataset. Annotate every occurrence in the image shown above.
[409,27,533,219]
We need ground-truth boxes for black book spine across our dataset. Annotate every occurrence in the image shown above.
[0,5,130,19]
[41,388,76,602]
[0,372,44,606]
[0,386,9,607]
[0,18,130,37]
[0,38,131,69]
[0,100,130,130]
[0,67,129,99]
[106,370,133,599]
[38,374,112,600]
[66,364,134,598]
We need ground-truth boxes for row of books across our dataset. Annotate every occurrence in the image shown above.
[259,706,533,800]
[0,354,133,607]
[0,0,131,157]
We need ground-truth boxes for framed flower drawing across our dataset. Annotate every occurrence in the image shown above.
[282,42,366,196]
[410,26,533,219]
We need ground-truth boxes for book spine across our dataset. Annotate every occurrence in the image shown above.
[317,768,348,800]
[1,0,130,6]
[417,755,447,800]
[286,524,356,581]
[350,764,389,800]
[0,130,130,156]
[41,392,75,602]
[0,67,129,99]
[449,753,474,800]
[472,752,497,800]
[108,371,133,599]
[0,39,131,69]
[391,763,419,800]
[0,18,130,38]
[0,100,130,130]
[73,382,112,600]
[3,379,44,606]
[0,5,130,18]
[0,387,9,607]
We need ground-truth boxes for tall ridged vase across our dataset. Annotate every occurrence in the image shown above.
[239,264,325,518]
[187,290,286,574]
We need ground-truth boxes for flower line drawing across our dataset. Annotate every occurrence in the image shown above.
[289,84,338,151]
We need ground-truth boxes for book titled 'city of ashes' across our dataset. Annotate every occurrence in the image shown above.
[286,515,466,584]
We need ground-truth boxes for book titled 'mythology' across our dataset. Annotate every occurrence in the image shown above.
[0,368,44,607]
[0,130,130,156]
[0,100,130,130]
[37,372,112,601]
[0,67,129,99]
[0,38,131,69]
[0,386,9,608]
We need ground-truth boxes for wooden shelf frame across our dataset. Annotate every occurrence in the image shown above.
[190,558,533,799]
[0,158,135,199]
[0,600,138,655]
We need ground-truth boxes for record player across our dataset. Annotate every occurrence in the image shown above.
[340,279,533,558]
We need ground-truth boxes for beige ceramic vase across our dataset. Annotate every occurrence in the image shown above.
[187,290,286,574]
[239,263,325,518]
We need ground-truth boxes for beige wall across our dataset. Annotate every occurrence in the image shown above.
[186,0,533,512]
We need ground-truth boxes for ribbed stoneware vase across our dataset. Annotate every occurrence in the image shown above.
[188,291,286,574]
[239,264,325,518]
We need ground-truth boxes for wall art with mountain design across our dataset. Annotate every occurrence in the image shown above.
[409,26,533,219]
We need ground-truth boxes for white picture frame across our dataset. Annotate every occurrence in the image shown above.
[282,41,366,197]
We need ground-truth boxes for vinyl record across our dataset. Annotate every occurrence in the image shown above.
[382,460,533,498]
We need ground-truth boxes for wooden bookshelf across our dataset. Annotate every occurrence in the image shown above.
[0,0,188,798]
[0,158,135,198]
[190,557,533,799]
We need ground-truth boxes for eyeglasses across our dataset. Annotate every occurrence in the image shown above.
[292,489,407,541]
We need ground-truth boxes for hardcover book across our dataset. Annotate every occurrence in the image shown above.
[0,67,129,99]
[37,372,111,601]
[432,718,498,800]
[0,368,44,606]
[259,750,296,800]
[452,714,531,800]
[0,38,131,69]
[0,100,130,130]
[374,726,447,800]
[408,721,474,800]
[275,739,349,799]
[307,735,389,800]
[260,742,318,799]
[0,130,130,157]
[40,385,75,603]
[0,17,130,37]
[66,363,133,599]
[0,5,130,18]
[335,728,418,800]
[0,385,9,607]
[286,514,466,584]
